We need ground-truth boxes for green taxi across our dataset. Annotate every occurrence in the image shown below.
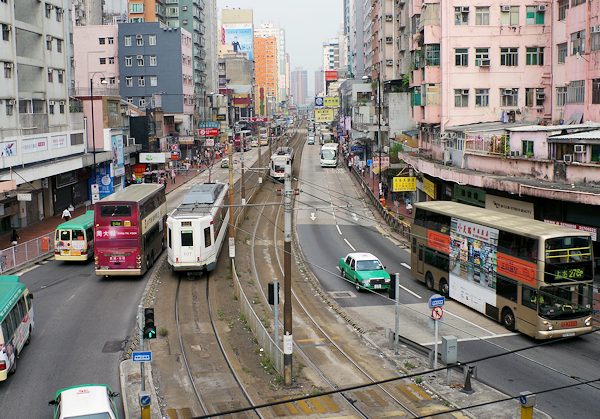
[339,252,391,291]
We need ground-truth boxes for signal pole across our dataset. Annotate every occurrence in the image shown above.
[241,137,246,206]
[283,161,293,385]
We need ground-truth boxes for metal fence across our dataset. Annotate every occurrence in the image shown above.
[0,231,55,274]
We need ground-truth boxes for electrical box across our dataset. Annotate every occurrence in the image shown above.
[441,335,457,364]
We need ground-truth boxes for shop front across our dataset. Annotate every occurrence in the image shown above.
[53,169,90,215]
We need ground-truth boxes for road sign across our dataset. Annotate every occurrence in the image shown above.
[351,145,364,153]
[132,351,152,362]
[428,294,445,309]
[431,306,443,320]
[315,97,324,107]
[367,159,372,167]
[139,392,151,407]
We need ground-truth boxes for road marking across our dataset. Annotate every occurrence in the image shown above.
[336,224,342,235]
[399,284,422,299]
[344,238,356,251]
[444,309,498,335]
[310,212,316,221]
[336,266,340,271]
[456,332,519,342]
[15,265,40,276]
[401,262,411,269]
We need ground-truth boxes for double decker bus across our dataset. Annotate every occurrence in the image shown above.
[411,201,594,339]
[0,276,34,380]
[55,210,95,261]
[94,184,167,276]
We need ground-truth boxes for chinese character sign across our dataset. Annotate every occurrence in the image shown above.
[392,177,416,192]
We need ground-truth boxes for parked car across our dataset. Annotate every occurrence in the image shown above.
[49,384,119,419]
[250,137,259,147]
[220,158,229,168]
[307,136,315,145]
[338,252,391,291]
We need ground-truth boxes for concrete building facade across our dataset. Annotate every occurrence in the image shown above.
[255,23,288,106]
[290,67,308,106]
[254,36,278,116]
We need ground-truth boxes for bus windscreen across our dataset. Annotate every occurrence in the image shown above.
[100,205,132,217]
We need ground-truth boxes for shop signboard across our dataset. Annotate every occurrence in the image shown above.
[139,153,167,164]
[197,128,220,137]
[372,156,390,174]
[423,178,436,199]
[49,135,68,149]
[324,96,340,107]
[111,134,125,177]
[204,138,215,147]
[95,163,114,199]
[22,138,48,154]
[392,176,416,192]
[198,121,220,128]
[544,219,598,241]
[314,108,334,123]
[486,195,534,219]
[17,193,32,202]
[325,70,338,81]
[0,140,17,157]
[216,114,227,121]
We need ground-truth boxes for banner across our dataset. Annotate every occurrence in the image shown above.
[314,108,334,122]
[392,177,416,192]
[111,134,125,177]
[139,153,167,164]
[222,24,254,60]
[486,194,534,219]
[22,138,48,154]
[372,156,390,174]
[423,178,436,199]
[324,96,339,107]
[0,141,16,157]
[198,121,220,128]
[50,135,68,149]
[325,70,338,81]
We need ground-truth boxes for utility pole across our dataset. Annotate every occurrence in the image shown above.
[241,135,246,206]
[283,161,293,385]
[228,142,235,243]
[377,70,382,199]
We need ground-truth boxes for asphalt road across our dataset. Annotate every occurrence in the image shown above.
[296,140,600,418]
[0,146,262,418]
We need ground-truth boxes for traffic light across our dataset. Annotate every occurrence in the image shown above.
[143,308,156,339]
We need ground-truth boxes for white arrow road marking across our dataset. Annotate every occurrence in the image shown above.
[401,262,411,269]
[310,212,316,221]
[344,239,356,251]
[352,213,358,222]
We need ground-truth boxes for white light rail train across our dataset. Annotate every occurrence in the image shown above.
[167,182,229,273]
[270,146,294,181]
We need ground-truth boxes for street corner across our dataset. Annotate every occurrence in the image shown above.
[119,359,161,419]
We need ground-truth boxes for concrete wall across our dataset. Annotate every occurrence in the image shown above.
[388,92,412,137]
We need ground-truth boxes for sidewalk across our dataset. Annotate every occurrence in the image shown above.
[0,166,203,252]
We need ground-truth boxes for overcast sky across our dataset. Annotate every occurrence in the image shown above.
[106,0,342,91]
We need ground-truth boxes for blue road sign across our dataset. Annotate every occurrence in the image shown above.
[428,294,445,309]
[140,393,151,407]
[351,146,364,153]
[367,159,372,167]
[132,351,152,362]
[315,97,324,107]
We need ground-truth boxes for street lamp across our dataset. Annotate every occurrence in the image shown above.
[89,73,108,187]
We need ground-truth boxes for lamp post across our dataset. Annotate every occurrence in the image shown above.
[89,74,107,189]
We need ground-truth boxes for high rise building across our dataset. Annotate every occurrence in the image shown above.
[254,36,278,116]
[314,68,325,97]
[348,0,365,78]
[291,68,308,106]
[255,23,288,106]
[127,0,165,22]
[72,0,104,25]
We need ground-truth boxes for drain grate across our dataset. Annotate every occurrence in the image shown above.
[329,291,355,299]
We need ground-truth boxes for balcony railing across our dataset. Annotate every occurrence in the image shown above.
[70,87,121,97]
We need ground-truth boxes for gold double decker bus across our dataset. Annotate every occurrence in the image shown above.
[411,201,594,339]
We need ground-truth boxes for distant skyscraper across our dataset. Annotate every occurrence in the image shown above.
[314,68,324,97]
[290,68,308,106]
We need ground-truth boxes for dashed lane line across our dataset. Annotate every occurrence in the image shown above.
[336,224,342,235]
[344,238,356,251]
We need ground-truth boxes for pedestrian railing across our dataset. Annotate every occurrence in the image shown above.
[0,231,55,274]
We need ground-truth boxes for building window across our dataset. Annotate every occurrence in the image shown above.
[58,71,63,83]
[149,35,156,45]
[136,36,143,46]
[522,140,534,156]
[592,32,600,52]
[6,101,13,116]
[2,24,11,42]
[99,57,106,65]
[425,44,440,66]
[558,0,569,20]
[526,47,544,65]
[501,88,518,107]
[475,7,490,25]
[475,88,489,107]
[558,43,568,63]
[4,64,12,78]
[567,80,585,103]
[556,86,567,106]
[149,55,157,66]
[109,77,116,85]
[47,70,53,82]
[571,0,585,6]
[127,97,133,104]
[525,88,545,107]
[45,3,52,18]
[56,7,63,22]
[500,47,519,66]
[108,57,114,64]
[99,38,106,45]
[59,102,65,113]
[455,48,468,66]
[124,35,132,46]
[46,36,52,50]
[475,48,489,66]
[48,102,54,114]
[125,56,132,67]
[129,3,144,13]
[501,6,519,26]
[125,77,133,87]
[138,76,145,87]
[591,79,600,104]
[137,56,144,66]
[525,6,545,25]
[454,89,469,107]
[150,76,158,87]
[107,37,114,44]
[454,7,469,25]
[139,98,146,107]
[56,39,62,53]
[571,30,585,55]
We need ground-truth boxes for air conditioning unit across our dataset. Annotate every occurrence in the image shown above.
[46,35,53,41]
[480,59,490,66]
[501,5,511,12]
[461,89,469,95]
[4,62,13,69]
[136,54,143,59]
[59,100,65,105]
[537,5,547,12]
[574,144,585,153]
[503,88,513,95]
[385,36,393,44]
[8,99,15,105]
[385,14,393,22]
[182,6,187,11]
[461,6,470,13]
[563,154,573,162]
[136,34,143,39]
[386,59,394,66]
[49,100,55,105]
[536,91,546,100]
[591,26,600,33]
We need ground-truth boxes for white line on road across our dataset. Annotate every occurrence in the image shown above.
[344,238,356,251]
[399,284,422,299]
[336,224,342,235]
[16,265,40,276]
[444,309,498,335]
[401,262,411,270]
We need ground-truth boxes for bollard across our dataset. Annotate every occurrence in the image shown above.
[461,365,475,394]
[519,391,536,419]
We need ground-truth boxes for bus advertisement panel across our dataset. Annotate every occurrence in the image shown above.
[94,184,166,276]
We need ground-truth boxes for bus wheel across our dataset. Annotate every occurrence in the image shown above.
[146,255,152,270]
[502,308,516,331]
[425,272,434,290]
[440,279,449,297]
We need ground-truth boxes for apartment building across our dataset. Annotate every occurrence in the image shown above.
[255,23,288,107]
[127,0,165,23]
[254,36,278,116]
[291,68,308,106]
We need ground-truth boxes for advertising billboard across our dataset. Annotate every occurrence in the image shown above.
[111,134,125,177]
[392,177,416,192]
[314,108,334,122]
[324,96,340,107]
[325,70,338,81]
[222,24,254,61]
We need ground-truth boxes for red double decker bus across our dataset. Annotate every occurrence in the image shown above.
[94,184,167,276]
